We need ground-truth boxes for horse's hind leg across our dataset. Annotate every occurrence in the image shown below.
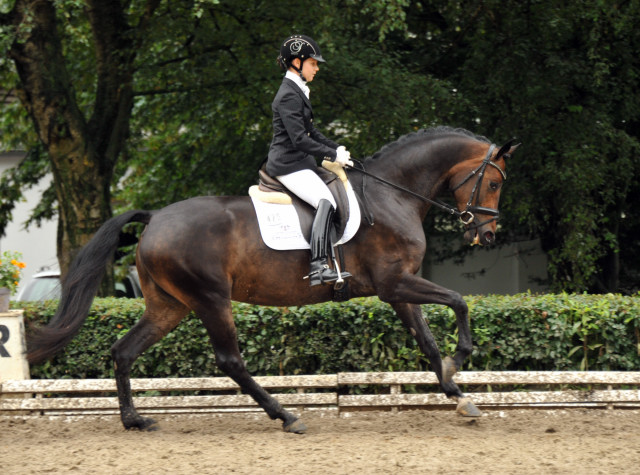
[111,302,189,430]
[196,299,306,434]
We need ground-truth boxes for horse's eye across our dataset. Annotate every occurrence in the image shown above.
[489,182,500,191]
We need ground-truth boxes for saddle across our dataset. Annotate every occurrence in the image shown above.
[250,161,351,242]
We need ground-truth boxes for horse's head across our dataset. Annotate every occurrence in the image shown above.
[449,139,519,246]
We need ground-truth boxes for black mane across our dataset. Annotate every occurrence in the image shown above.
[366,126,490,162]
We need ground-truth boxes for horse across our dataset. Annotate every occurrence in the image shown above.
[27,126,518,434]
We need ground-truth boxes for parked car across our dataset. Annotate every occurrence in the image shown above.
[17,267,142,301]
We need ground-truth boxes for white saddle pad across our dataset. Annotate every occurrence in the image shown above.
[250,181,361,251]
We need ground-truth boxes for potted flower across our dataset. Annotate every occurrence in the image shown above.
[0,251,26,312]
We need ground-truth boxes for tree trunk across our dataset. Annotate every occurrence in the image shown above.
[5,0,158,289]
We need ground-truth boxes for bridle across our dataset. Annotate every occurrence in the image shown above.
[347,143,507,228]
[449,144,506,228]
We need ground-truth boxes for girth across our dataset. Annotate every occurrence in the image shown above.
[257,164,351,241]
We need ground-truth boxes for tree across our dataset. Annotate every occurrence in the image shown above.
[115,0,462,210]
[1,0,459,283]
[385,0,640,292]
[4,0,639,293]
[453,0,640,292]
[1,0,160,280]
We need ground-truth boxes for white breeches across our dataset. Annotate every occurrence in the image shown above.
[276,169,337,209]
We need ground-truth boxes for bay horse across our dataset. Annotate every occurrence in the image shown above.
[27,126,517,434]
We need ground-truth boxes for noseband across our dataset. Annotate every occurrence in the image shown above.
[348,143,506,229]
[450,144,506,228]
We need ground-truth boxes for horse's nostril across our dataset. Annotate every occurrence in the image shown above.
[484,231,495,244]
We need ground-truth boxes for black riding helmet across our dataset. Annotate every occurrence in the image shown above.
[277,35,325,79]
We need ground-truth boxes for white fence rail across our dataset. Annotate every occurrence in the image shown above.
[2,371,640,416]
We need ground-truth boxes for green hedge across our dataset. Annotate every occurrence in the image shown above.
[16,293,640,380]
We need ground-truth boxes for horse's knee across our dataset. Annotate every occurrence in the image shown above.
[216,352,246,376]
[457,340,473,358]
[448,290,468,316]
[448,291,473,357]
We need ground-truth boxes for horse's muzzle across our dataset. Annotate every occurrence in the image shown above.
[464,228,496,246]
[461,206,499,246]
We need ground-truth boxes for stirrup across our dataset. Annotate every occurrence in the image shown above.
[304,264,352,287]
[304,264,338,287]
[331,254,351,290]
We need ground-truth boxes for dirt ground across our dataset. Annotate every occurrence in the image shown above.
[2,408,640,474]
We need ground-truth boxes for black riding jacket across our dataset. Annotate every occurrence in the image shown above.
[266,77,338,177]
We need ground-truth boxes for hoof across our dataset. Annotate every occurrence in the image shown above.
[124,416,159,432]
[442,356,458,383]
[283,419,307,434]
[456,397,482,417]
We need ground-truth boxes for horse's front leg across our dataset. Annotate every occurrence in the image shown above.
[382,274,481,416]
[383,273,473,374]
[390,302,460,396]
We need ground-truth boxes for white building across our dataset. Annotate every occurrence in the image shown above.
[425,238,548,295]
[0,151,58,297]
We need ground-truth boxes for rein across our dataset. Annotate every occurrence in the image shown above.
[346,144,505,228]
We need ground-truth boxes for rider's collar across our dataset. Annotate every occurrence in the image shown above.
[285,70,310,99]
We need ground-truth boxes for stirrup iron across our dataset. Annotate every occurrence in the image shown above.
[332,255,345,290]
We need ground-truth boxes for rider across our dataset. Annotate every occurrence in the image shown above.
[266,34,353,287]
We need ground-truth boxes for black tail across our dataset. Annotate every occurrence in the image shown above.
[27,209,153,364]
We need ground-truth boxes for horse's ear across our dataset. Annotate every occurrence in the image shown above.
[495,139,521,160]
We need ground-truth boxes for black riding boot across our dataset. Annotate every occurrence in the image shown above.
[307,199,351,286]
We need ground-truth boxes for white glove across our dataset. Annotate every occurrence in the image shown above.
[335,146,353,167]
